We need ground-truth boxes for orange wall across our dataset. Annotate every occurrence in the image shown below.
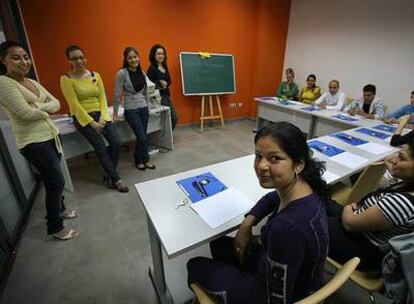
[19,0,291,124]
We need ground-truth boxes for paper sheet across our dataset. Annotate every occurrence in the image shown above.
[330,152,369,169]
[322,171,340,184]
[357,142,394,155]
[190,187,255,229]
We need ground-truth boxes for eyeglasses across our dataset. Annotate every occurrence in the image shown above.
[69,56,85,61]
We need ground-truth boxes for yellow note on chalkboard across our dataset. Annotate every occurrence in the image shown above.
[199,52,211,59]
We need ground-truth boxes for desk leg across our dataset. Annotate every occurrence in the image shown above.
[60,153,74,192]
[155,108,174,150]
[308,116,317,139]
[147,215,173,304]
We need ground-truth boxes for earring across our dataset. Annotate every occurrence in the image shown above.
[295,171,299,180]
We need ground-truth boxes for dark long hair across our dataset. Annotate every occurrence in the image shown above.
[122,46,146,92]
[149,44,168,71]
[0,41,24,75]
[255,122,330,199]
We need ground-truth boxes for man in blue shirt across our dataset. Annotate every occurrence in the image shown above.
[383,91,414,125]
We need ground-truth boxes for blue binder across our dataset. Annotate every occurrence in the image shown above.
[176,172,228,203]
[308,140,344,157]
[355,128,390,139]
[372,124,397,133]
[330,133,368,146]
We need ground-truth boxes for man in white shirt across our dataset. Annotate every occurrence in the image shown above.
[315,80,346,111]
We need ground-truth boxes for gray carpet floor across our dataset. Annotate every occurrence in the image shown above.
[0,119,392,304]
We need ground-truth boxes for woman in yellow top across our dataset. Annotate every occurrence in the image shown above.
[299,74,321,104]
[60,45,128,193]
[0,41,79,240]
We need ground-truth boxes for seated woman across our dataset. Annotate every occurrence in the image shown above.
[276,67,299,101]
[327,140,414,271]
[113,47,155,171]
[390,114,414,147]
[187,122,329,304]
[60,45,128,192]
[299,74,321,104]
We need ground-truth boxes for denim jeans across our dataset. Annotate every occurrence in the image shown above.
[73,112,121,184]
[20,139,65,234]
[161,95,178,130]
[124,107,150,164]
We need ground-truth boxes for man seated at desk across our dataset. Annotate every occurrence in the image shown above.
[383,90,414,127]
[314,79,346,111]
[346,84,385,120]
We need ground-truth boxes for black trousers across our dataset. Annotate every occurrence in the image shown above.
[20,139,65,234]
[74,112,121,184]
[326,201,384,271]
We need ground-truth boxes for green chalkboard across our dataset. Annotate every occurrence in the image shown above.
[179,52,236,96]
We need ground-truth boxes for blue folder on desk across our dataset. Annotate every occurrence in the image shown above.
[355,128,390,139]
[330,133,368,146]
[331,114,359,122]
[278,99,294,106]
[176,172,228,203]
[302,106,320,112]
[308,140,344,157]
[372,124,397,133]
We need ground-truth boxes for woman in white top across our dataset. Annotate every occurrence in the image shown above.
[315,80,346,111]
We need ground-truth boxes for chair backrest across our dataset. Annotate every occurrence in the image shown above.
[190,283,216,304]
[295,257,360,304]
[346,162,386,205]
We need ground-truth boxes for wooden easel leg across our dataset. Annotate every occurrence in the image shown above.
[209,96,214,126]
[216,95,225,127]
[200,96,205,132]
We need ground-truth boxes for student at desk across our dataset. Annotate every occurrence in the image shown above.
[299,74,321,104]
[390,114,414,147]
[326,139,414,271]
[0,41,79,240]
[187,122,329,304]
[113,47,155,171]
[346,84,385,119]
[314,79,346,110]
[383,91,414,126]
[60,45,128,193]
[276,67,299,101]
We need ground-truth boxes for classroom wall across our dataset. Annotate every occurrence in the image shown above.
[283,0,414,113]
[18,0,291,124]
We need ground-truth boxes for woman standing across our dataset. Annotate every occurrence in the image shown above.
[113,47,155,171]
[147,44,178,129]
[60,45,128,192]
[0,41,78,240]
[299,74,321,104]
[187,122,329,303]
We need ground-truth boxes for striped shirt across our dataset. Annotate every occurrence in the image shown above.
[355,191,414,252]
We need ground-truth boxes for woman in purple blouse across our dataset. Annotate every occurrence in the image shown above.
[187,122,329,304]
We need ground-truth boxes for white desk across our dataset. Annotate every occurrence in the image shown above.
[255,97,383,138]
[56,106,174,192]
[135,127,399,304]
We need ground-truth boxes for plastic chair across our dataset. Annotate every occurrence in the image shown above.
[190,257,360,304]
[331,162,386,206]
[327,257,384,304]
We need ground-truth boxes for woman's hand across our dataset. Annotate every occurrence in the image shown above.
[98,118,107,127]
[90,121,104,133]
[159,80,168,89]
[234,215,256,264]
[398,114,411,127]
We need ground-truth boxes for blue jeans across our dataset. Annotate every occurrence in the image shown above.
[20,139,65,234]
[73,112,121,184]
[124,107,150,164]
[161,95,178,130]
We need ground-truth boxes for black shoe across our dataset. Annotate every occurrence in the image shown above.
[113,180,129,193]
[136,163,146,171]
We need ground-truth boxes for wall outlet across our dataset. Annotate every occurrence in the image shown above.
[229,103,237,108]
[238,102,243,107]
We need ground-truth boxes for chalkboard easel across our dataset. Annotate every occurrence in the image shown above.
[180,52,236,132]
[200,95,224,132]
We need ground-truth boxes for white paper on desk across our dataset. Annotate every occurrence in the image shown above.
[330,152,369,169]
[358,142,394,155]
[190,187,255,229]
[322,171,340,184]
